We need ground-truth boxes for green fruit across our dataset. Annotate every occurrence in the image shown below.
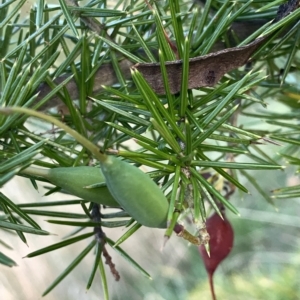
[24,166,119,207]
[100,156,169,228]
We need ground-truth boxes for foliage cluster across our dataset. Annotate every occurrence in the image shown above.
[0,0,299,298]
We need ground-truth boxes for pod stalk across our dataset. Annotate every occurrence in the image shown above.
[20,166,50,178]
[209,273,217,300]
[174,223,208,245]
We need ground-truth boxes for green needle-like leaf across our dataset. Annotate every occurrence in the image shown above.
[168,165,181,223]
[240,169,276,206]
[42,240,96,296]
[0,139,46,173]
[98,254,109,300]
[0,0,26,28]
[58,0,79,38]
[190,160,283,170]
[179,37,190,116]
[0,192,41,229]
[0,251,17,267]
[191,168,240,215]
[107,237,152,279]
[25,232,94,258]
[69,6,126,17]
[0,220,49,235]
[46,220,129,228]
[193,105,239,149]
[113,222,141,247]
[86,241,103,290]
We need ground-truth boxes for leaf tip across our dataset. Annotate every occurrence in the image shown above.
[204,242,210,257]
[162,235,169,250]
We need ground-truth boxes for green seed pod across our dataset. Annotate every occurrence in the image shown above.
[23,166,119,207]
[100,156,169,228]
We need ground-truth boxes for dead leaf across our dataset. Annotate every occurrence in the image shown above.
[133,37,265,94]
[134,0,299,95]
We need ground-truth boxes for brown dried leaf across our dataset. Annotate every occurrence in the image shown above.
[133,37,265,94]
[134,0,299,95]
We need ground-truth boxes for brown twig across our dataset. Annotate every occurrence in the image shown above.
[102,246,120,281]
